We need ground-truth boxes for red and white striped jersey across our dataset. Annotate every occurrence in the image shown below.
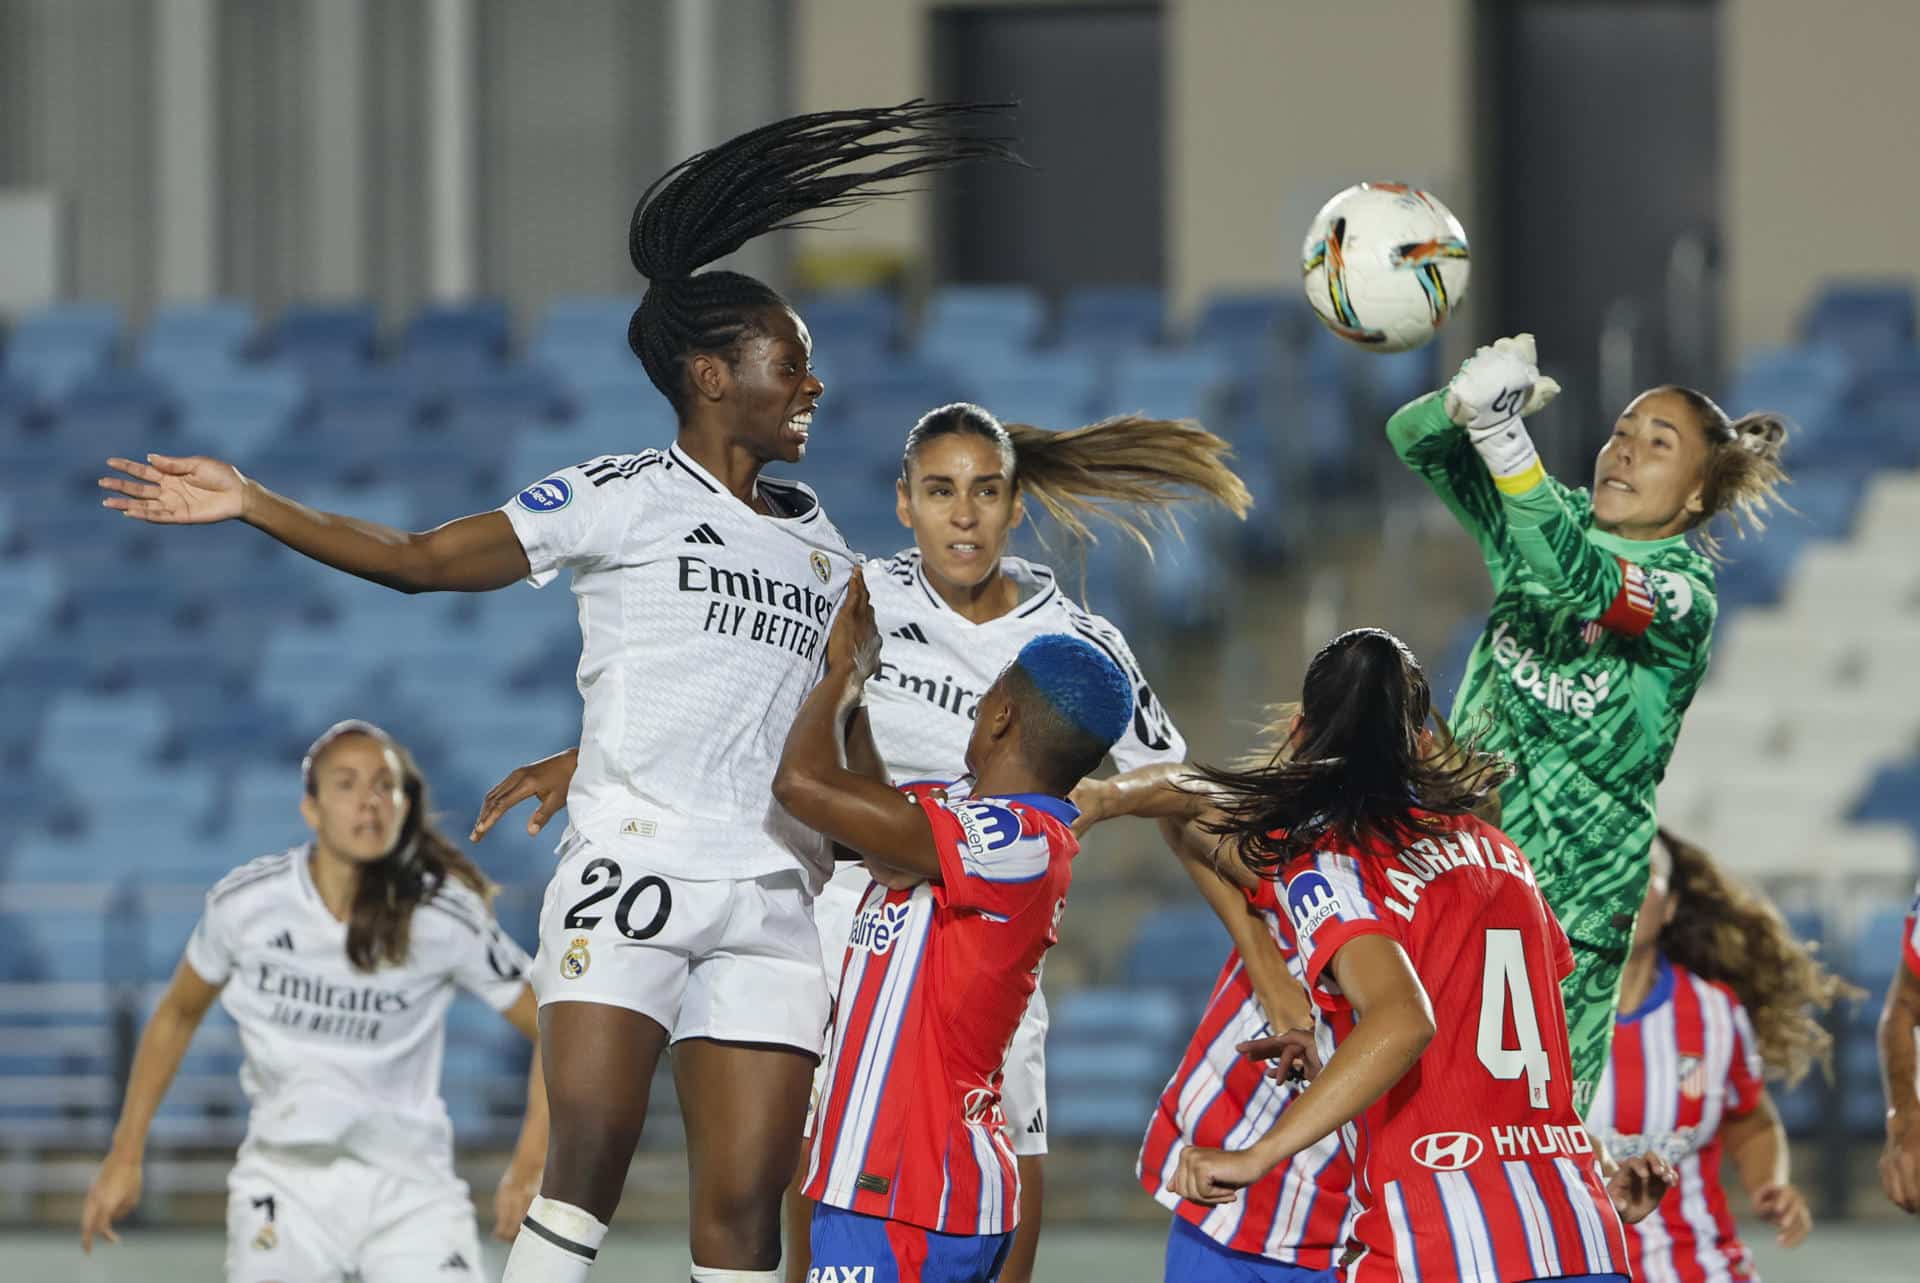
[803,783,1076,1235]
[1275,814,1630,1283]
[1904,879,1919,980]
[1588,957,1766,1283]
[1137,928,1354,1268]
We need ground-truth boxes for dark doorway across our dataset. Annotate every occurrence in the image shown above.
[1485,0,1719,471]
[932,5,1163,289]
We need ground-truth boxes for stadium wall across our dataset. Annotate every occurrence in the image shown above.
[1722,0,1920,351]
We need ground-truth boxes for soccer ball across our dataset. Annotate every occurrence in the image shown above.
[1300,183,1470,353]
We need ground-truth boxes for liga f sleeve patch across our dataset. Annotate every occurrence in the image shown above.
[1593,557,1656,637]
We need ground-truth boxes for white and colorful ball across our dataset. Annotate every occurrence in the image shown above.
[1300,183,1470,353]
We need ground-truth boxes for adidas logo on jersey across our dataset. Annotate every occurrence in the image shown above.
[1025,1108,1045,1135]
[440,1250,471,1271]
[268,930,294,951]
[1486,622,1612,719]
[889,622,929,643]
[684,523,725,546]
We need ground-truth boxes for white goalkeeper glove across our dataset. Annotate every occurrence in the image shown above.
[1443,334,1563,487]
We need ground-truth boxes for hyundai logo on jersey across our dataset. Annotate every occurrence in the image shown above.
[1285,870,1342,946]
[516,477,573,512]
[1411,1131,1484,1171]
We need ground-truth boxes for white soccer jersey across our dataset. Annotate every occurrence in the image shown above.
[864,549,1184,780]
[183,847,532,1176]
[500,445,856,883]
[823,549,1184,900]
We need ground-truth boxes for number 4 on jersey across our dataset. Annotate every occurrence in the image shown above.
[1477,928,1551,1107]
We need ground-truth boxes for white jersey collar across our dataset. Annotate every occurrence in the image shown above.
[667,443,820,523]
[904,550,1059,626]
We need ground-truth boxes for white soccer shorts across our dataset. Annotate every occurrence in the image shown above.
[808,873,1050,1156]
[531,837,831,1055]
[224,1147,482,1283]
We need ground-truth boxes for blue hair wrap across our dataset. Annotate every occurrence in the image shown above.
[1011,634,1133,747]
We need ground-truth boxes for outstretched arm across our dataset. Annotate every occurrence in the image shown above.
[1880,958,1920,1213]
[81,958,223,1251]
[772,569,943,881]
[1388,392,1513,578]
[100,453,531,593]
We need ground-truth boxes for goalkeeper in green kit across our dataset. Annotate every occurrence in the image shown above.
[1389,335,1789,1113]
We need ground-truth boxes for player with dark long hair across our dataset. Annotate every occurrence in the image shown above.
[1090,629,1674,1282]
[1590,829,1857,1280]
[79,721,545,1281]
[97,104,1019,1283]
[474,399,1263,1283]
[1391,334,1791,1114]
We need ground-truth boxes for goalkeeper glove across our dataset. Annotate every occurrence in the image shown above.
[1443,334,1562,488]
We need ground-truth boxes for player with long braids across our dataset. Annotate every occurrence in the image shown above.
[1589,828,1856,1280]
[1389,334,1791,1113]
[474,400,1264,1283]
[96,104,1019,1283]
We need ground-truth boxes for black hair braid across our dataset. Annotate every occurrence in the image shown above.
[626,101,1022,413]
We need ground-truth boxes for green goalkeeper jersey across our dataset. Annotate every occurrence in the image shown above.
[1388,392,1718,950]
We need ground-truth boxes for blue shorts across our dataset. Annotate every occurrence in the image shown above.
[1165,1216,1335,1283]
[809,1203,1012,1283]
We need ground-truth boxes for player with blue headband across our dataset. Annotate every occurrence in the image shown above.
[767,568,1128,1283]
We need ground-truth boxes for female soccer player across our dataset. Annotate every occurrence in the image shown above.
[78,721,545,1282]
[1883,878,1920,1214]
[1590,829,1854,1280]
[473,400,1263,1283]
[1391,334,1791,1112]
[96,104,1019,1283]
[771,568,1134,1282]
[1096,628,1673,1282]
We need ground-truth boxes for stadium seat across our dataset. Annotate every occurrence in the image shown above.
[1801,281,1916,366]
[914,285,1045,359]
[1120,906,1233,997]
[967,352,1102,425]
[401,299,511,361]
[1057,285,1164,351]
[1190,290,1295,360]
[1106,349,1235,422]
[264,302,379,377]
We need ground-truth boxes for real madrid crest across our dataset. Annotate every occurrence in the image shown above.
[561,936,591,979]
[810,550,831,584]
[252,1223,278,1252]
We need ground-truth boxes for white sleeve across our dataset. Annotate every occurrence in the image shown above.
[182,889,236,985]
[452,911,534,1012]
[1073,610,1186,769]
[498,458,631,589]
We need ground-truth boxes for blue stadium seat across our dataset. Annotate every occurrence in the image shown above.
[173,361,305,418]
[1853,758,1920,836]
[0,559,60,656]
[143,299,256,349]
[1057,285,1164,351]
[1106,349,1235,422]
[800,290,900,347]
[1191,290,1293,358]
[264,302,379,377]
[967,352,1102,426]
[442,366,567,420]
[1801,281,1916,366]
[1121,907,1234,995]
[3,334,112,401]
[914,285,1045,359]
[536,296,641,346]
[401,300,511,360]
[35,691,171,773]
[1051,986,1188,1046]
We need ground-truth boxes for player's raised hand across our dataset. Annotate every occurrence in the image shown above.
[472,747,579,842]
[1236,1027,1322,1082]
[79,1151,141,1253]
[1171,1144,1264,1206]
[1605,1151,1677,1224]
[99,453,248,524]
[1751,1181,1812,1247]
[826,565,882,680]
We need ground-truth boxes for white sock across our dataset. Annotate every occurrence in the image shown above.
[688,1269,780,1282]
[502,1196,609,1283]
